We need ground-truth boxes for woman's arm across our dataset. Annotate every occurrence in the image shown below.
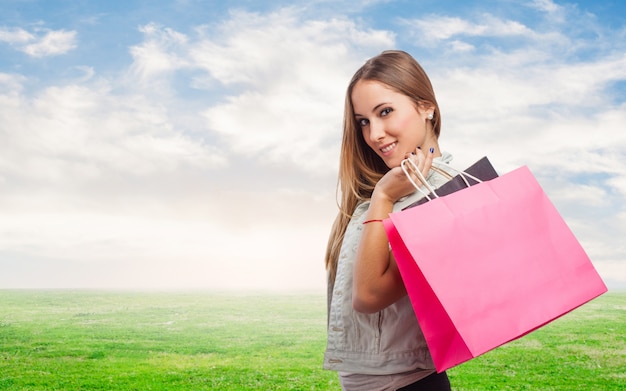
[352,151,434,313]
[352,191,406,313]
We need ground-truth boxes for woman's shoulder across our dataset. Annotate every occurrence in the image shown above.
[436,151,453,165]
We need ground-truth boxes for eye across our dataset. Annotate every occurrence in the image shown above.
[357,118,369,127]
[380,107,393,117]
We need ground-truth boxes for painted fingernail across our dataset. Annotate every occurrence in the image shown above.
[429,147,434,153]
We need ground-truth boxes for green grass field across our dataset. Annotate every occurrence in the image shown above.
[0,290,623,390]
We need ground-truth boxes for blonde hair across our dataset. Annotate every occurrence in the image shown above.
[325,50,441,284]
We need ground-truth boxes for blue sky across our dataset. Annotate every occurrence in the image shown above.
[1,0,625,291]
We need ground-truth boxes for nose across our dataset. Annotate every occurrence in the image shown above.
[368,119,385,143]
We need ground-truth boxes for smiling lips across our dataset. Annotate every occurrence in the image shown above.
[380,142,397,154]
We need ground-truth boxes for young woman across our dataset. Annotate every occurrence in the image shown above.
[324,50,454,390]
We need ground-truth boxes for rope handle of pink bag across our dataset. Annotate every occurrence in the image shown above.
[400,158,483,201]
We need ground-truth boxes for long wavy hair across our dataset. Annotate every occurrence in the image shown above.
[325,50,441,285]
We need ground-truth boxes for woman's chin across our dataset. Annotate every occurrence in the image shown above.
[384,157,403,169]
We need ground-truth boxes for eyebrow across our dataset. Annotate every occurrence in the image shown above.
[354,102,389,117]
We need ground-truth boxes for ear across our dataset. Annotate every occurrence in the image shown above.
[416,101,435,120]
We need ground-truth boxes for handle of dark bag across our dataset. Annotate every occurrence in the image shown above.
[400,158,484,201]
[431,160,483,186]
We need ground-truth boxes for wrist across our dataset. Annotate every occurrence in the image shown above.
[371,187,397,205]
[366,191,394,223]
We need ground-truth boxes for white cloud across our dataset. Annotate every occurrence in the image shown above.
[187,9,395,172]
[0,80,227,187]
[189,9,394,86]
[608,172,626,198]
[433,53,626,133]
[595,261,626,285]
[119,9,397,173]
[72,66,95,83]
[0,26,77,57]
[0,72,26,93]
[549,182,608,208]
[129,23,191,83]
[0,27,34,43]
[527,0,562,14]
[1,3,624,291]
[404,14,535,43]
[0,185,336,291]
[1,8,378,291]
[449,40,475,52]
[21,29,77,57]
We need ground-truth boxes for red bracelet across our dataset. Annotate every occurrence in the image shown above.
[362,219,384,225]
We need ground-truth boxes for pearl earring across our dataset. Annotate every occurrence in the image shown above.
[427,113,434,120]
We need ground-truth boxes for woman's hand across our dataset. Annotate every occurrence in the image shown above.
[373,148,435,204]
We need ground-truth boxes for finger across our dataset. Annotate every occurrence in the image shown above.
[421,147,435,178]
[405,151,427,187]
[405,150,421,172]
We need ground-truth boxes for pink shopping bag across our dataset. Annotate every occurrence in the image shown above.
[383,165,607,372]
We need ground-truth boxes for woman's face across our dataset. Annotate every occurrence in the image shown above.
[351,79,432,168]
